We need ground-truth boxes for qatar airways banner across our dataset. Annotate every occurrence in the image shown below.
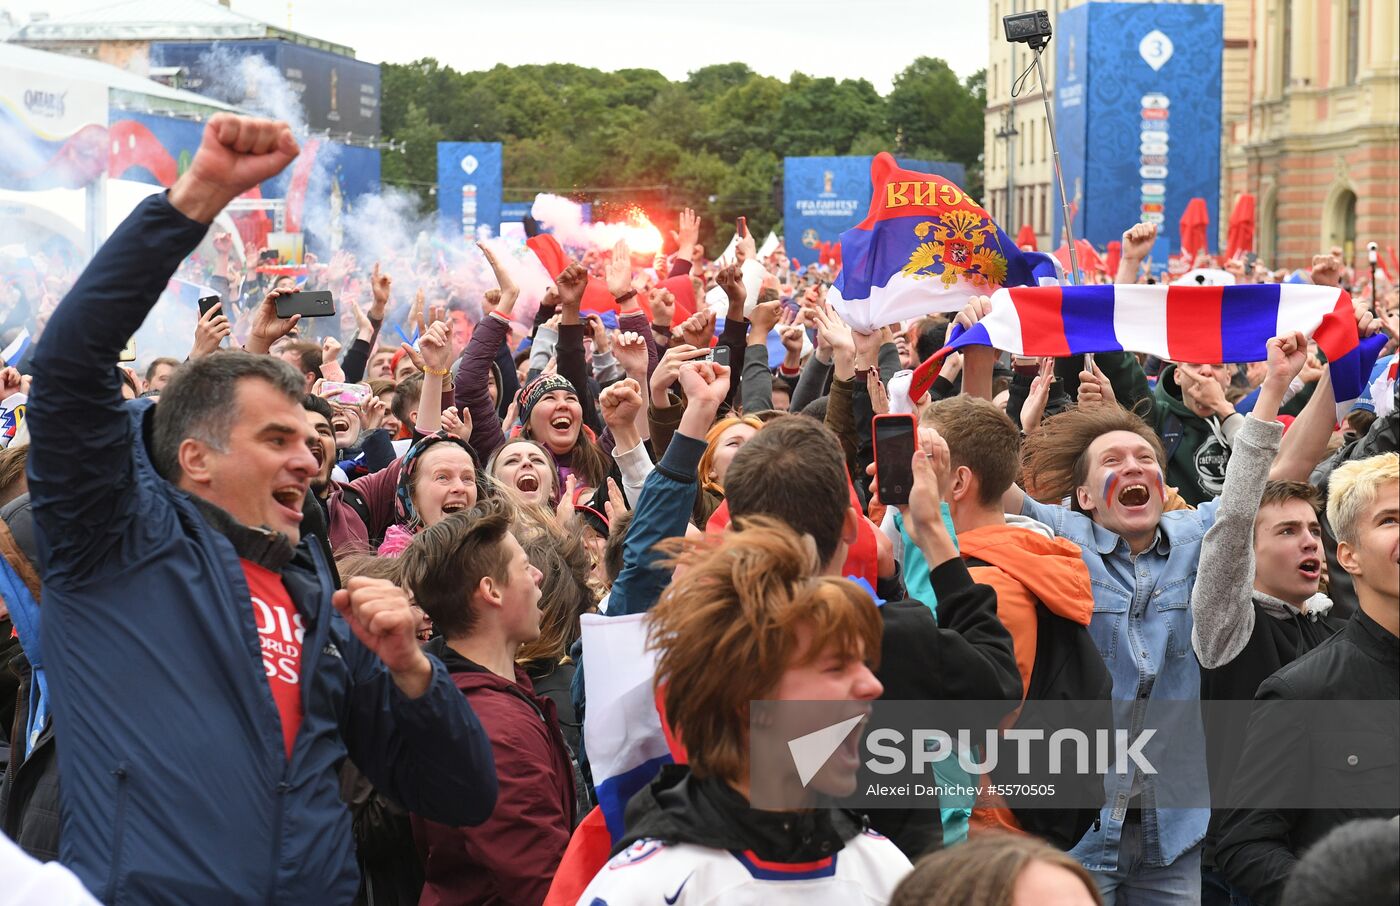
[784,155,967,268]
[0,57,109,190]
[1054,2,1222,264]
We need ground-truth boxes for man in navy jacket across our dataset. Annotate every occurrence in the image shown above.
[25,114,497,904]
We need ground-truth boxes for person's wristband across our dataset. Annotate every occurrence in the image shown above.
[424,366,450,377]
[614,289,637,304]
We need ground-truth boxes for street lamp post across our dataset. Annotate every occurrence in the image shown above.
[995,108,1018,230]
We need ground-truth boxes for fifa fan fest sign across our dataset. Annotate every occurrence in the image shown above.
[1053,2,1222,264]
[784,156,966,268]
[437,142,503,242]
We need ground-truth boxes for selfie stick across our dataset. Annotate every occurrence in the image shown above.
[1028,35,1092,370]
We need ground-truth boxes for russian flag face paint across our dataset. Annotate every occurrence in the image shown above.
[1103,472,1121,510]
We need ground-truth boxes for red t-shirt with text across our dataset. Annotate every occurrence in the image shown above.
[242,560,304,759]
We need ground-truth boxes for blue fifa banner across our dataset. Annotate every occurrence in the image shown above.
[1054,2,1222,264]
[438,142,503,242]
[785,156,967,267]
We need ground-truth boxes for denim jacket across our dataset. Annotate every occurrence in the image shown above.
[1022,495,1219,871]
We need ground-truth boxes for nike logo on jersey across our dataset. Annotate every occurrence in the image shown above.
[663,872,693,904]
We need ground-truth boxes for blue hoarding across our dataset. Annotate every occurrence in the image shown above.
[784,156,968,267]
[1054,2,1222,264]
[437,142,503,242]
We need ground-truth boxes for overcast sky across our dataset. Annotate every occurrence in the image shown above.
[24,0,989,92]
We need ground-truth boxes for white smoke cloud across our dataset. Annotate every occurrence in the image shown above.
[530,193,662,254]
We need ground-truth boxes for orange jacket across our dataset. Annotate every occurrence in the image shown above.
[957,522,1094,837]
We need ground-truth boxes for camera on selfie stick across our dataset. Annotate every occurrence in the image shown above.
[1003,10,1052,51]
[1002,9,1092,365]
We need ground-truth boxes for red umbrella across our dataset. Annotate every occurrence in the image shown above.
[1015,224,1038,250]
[1179,197,1210,261]
[1225,193,1256,261]
[1106,240,1122,280]
[1053,239,1106,277]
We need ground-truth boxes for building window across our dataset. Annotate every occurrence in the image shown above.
[1346,0,1360,85]
[1281,0,1293,89]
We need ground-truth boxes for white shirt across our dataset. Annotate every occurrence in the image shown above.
[577,831,912,906]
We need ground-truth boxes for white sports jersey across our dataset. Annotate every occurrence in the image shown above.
[576,830,912,906]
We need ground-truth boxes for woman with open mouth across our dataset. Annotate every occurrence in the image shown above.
[487,439,560,509]
[377,433,483,557]
[454,245,617,494]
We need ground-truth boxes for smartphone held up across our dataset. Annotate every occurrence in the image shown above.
[275,290,336,319]
[872,413,917,506]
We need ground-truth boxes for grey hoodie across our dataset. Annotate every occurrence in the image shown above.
[1191,415,1332,668]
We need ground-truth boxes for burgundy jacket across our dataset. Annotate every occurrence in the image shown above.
[412,638,577,906]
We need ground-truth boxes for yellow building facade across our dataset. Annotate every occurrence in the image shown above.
[1223,0,1400,272]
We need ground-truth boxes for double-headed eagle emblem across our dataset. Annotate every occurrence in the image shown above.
[900,210,1009,288]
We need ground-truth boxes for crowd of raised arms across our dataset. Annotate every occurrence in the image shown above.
[0,115,1396,906]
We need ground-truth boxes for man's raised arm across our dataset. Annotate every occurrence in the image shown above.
[27,115,298,566]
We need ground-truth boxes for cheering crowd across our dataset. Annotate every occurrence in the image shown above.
[0,114,1397,906]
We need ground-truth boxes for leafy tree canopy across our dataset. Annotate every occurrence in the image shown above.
[381,57,985,253]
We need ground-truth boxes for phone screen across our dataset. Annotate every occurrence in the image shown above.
[320,382,372,406]
[873,415,917,506]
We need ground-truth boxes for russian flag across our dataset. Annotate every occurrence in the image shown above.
[544,616,681,906]
[1,328,30,367]
[578,612,673,840]
[828,153,1060,331]
[910,284,1388,420]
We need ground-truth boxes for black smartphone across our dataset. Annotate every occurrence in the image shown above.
[259,248,279,263]
[872,413,917,506]
[198,294,222,318]
[711,345,730,368]
[275,290,336,319]
[1244,251,1258,272]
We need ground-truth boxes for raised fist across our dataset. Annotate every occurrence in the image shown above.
[1121,222,1157,261]
[555,263,589,311]
[169,114,299,223]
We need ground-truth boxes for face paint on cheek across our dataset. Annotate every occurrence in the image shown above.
[1154,470,1166,502]
[1103,472,1120,510]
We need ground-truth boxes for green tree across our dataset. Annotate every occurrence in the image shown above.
[381,100,444,213]
[887,57,984,169]
[378,56,985,236]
